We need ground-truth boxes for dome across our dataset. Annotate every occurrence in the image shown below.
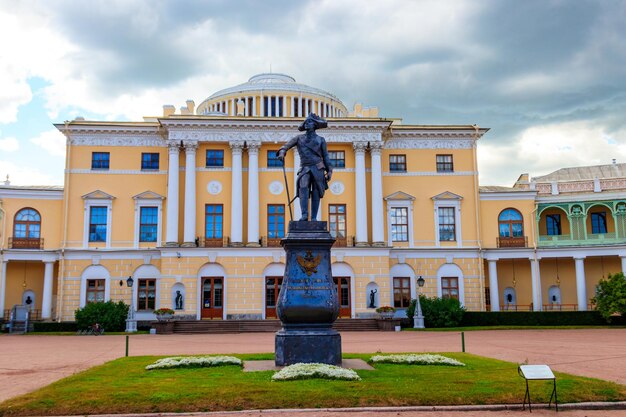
[196,73,347,118]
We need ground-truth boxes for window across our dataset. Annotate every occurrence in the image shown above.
[206,150,224,167]
[89,206,107,242]
[498,208,523,237]
[389,155,406,172]
[441,277,459,299]
[91,152,110,170]
[137,279,156,310]
[390,207,409,242]
[14,208,41,239]
[205,204,223,239]
[139,207,158,242]
[591,212,607,234]
[328,204,346,239]
[141,153,159,170]
[267,150,283,168]
[546,214,561,235]
[329,151,345,168]
[268,204,285,238]
[86,279,105,304]
[436,154,453,172]
[393,277,411,308]
[438,207,456,241]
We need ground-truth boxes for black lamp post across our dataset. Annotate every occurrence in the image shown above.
[125,276,137,332]
[413,275,425,329]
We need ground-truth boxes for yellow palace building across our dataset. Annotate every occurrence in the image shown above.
[1,73,625,324]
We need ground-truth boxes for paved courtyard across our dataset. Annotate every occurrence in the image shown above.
[0,328,625,412]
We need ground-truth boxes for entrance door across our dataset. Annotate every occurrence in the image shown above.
[333,277,351,317]
[265,276,283,319]
[201,277,223,319]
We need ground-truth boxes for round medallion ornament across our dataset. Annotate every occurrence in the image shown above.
[207,180,222,195]
[329,180,345,195]
[269,180,284,195]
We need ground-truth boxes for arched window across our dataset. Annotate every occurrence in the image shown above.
[14,208,41,239]
[498,209,523,238]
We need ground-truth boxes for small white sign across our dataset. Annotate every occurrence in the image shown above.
[519,365,555,380]
[329,180,345,195]
[207,180,222,195]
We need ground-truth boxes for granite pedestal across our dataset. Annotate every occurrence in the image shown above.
[275,221,341,366]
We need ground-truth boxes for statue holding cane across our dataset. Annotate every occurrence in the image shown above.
[278,113,333,221]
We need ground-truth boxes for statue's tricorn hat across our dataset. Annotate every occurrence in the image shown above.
[298,113,328,131]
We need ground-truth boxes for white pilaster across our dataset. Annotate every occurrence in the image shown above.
[42,261,54,319]
[487,259,500,311]
[183,142,198,246]
[370,142,385,245]
[530,258,542,311]
[230,141,244,246]
[574,257,588,311]
[165,142,180,246]
[0,260,7,313]
[247,141,261,246]
[354,142,369,246]
[293,152,301,221]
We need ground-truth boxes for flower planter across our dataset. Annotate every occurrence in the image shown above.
[155,313,173,322]
[378,312,395,320]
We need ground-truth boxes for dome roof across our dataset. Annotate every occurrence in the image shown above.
[204,73,344,104]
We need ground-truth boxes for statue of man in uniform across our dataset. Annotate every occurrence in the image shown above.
[278,113,333,221]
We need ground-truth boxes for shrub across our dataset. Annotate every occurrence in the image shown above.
[592,272,626,322]
[75,301,129,332]
[375,306,396,313]
[406,296,465,328]
[460,311,624,326]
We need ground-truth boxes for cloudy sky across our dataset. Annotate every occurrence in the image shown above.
[1,0,626,186]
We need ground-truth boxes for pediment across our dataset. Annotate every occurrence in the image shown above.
[133,190,165,200]
[82,190,115,200]
[431,191,463,201]
[384,191,415,201]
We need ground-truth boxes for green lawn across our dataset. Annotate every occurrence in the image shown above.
[1,353,624,416]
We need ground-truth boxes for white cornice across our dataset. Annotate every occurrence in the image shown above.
[384,171,477,177]
[537,191,626,203]
[480,192,537,201]
[0,189,63,200]
[69,169,167,175]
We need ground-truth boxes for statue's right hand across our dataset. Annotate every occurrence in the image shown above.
[277,150,285,161]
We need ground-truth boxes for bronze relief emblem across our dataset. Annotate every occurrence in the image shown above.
[296,250,322,276]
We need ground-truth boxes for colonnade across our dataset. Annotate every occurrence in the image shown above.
[0,259,55,319]
[205,95,345,118]
[165,140,384,247]
[486,255,626,311]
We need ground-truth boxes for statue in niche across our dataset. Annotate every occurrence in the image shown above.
[369,289,378,308]
[175,290,184,310]
[25,296,33,306]
[278,113,332,221]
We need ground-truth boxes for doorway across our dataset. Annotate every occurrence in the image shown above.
[201,277,223,319]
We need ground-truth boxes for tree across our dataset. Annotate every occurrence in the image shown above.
[592,272,626,322]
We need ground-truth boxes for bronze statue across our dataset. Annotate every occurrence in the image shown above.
[278,113,332,221]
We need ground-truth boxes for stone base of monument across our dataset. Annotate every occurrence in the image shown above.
[275,326,342,366]
[275,221,341,366]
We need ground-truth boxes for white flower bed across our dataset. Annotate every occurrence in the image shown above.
[370,354,465,367]
[146,355,242,370]
[272,363,361,381]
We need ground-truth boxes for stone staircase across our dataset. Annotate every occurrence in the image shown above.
[172,318,379,334]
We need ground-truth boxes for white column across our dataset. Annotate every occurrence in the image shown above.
[487,259,500,312]
[165,142,180,246]
[620,256,626,273]
[574,257,588,311]
[252,96,257,116]
[305,99,309,115]
[230,141,244,246]
[41,261,54,319]
[230,98,235,116]
[299,96,303,117]
[530,258,542,311]
[244,96,249,116]
[370,142,384,245]
[293,152,301,221]
[183,142,198,246]
[282,95,287,117]
[247,141,261,246]
[260,92,264,116]
[0,260,7,314]
[290,97,294,117]
[354,142,369,246]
